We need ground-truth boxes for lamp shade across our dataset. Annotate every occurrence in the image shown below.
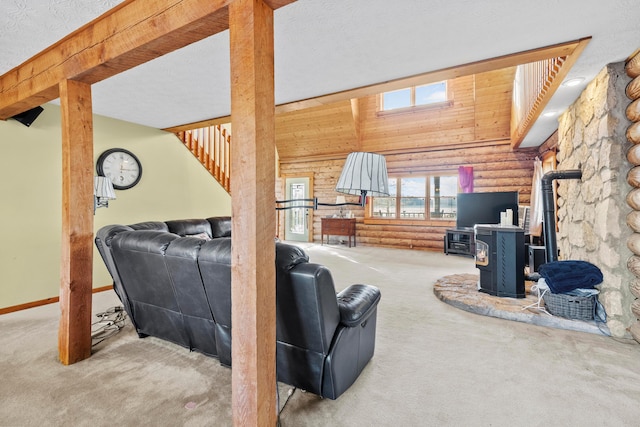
[94,176,116,200]
[335,152,389,197]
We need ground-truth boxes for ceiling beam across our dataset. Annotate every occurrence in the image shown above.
[0,0,295,119]
[164,37,590,133]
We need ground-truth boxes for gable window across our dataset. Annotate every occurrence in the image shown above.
[371,174,458,220]
[381,81,447,111]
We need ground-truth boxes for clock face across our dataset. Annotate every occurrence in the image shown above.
[96,148,142,190]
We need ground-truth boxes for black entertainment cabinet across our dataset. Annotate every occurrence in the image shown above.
[444,228,475,257]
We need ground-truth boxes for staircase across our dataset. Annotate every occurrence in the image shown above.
[175,125,231,193]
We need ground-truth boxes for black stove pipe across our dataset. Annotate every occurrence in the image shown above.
[541,169,582,263]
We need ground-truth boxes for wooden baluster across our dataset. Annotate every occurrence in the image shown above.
[225,132,231,191]
[219,128,225,184]
[216,126,221,177]
[197,127,203,161]
[201,126,208,163]
[220,128,226,183]
[211,127,216,179]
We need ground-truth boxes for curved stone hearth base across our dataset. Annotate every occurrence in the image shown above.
[433,274,610,336]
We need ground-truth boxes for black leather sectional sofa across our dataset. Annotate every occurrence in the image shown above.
[95,217,381,399]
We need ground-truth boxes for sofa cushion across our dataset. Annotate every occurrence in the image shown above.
[275,242,309,271]
[128,221,169,232]
[164,237,212,319]
[198,237,232,365]
[166,218,212,238]
[337,284,381,327]
[207,216,232,238]
[112,230,178,254]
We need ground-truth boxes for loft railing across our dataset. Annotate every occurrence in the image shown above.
[176,125,231,193]
[511,56,566,147]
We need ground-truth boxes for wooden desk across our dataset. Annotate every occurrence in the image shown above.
[321,217,356,247]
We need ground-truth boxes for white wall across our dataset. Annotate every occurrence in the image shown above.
[0,103,231,309]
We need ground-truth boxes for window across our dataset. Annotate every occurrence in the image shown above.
[371,174,458,220]
[381,81,447,111]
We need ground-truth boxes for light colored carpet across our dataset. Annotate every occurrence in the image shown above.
[1,244,640,426]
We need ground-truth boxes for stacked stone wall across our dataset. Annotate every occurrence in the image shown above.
[556,63,635,338]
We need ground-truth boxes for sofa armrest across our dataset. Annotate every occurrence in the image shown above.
[336,284,381,327]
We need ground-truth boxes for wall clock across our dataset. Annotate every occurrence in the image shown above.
[96,148,142,190]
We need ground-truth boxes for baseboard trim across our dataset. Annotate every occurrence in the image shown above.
[0,285,113,315]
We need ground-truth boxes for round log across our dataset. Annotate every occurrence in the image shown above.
[627,52,640,78]
[627,98,640,122]
[627,75,640,100]
[630,322,640,344]
[627,144,640,165]
[627,255,640,278]
[628,233,640,256]
[627,188,640,210]
[627,122,640,144]
[632,300,640,319]
[627,166,640,187]
[627,211,640,232]
[630,280,640,299]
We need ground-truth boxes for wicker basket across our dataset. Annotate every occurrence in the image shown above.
[542,292,596,320]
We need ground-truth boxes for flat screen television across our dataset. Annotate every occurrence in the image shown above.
[456,191,519,229]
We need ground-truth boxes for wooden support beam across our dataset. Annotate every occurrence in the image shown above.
[230,0,277,425]
[0,0,296,120]
[58,79,94,365]
[0,0,231,119]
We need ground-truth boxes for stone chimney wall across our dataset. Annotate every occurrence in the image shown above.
[555,62,635,338]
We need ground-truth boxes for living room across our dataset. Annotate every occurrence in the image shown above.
[2,1,640,425]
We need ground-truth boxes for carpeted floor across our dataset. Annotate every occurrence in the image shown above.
[1,244,640,426]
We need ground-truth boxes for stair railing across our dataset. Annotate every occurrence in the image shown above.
[511,56,566,147]
[176,125,231,193]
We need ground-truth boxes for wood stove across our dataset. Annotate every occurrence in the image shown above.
[475,224,525,298]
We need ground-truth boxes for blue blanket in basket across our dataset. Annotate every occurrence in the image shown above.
[538,260,603,294]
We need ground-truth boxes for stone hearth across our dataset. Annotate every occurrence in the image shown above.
[433,274,610,336]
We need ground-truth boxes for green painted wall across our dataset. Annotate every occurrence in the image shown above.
[0,103,231,309]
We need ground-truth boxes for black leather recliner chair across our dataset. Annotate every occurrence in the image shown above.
[275,243,381,399]
[95,217,380,399]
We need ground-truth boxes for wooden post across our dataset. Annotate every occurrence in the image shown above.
[58,79,94,365]
[229,0,276,425]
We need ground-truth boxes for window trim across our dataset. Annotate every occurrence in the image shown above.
[379,81,450,113]
[366,172,459,225]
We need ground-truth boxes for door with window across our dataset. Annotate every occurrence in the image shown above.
[284,176,312,242]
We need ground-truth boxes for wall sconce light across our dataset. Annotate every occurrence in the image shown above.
[94,176,116,213]
[276,152,390,210]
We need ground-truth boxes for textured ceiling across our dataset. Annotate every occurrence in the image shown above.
[2,0,640,147]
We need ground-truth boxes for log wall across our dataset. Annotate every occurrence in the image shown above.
[276,68,538,251]
[278,144,537,251]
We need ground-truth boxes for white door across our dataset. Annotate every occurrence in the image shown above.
[284,176,311,242]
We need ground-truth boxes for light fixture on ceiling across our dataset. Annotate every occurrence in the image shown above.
[94,176,116,213]
[276,152,390,210]
[562,77,585,87]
